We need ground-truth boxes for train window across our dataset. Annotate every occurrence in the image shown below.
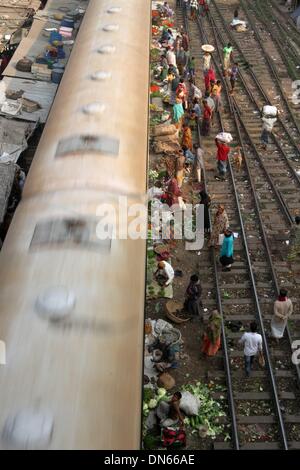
[55,135,119,157]
[30,218,112,251]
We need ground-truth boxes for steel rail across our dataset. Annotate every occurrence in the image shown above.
[179,0,240,450]
[239,0,300,134]
[247,0,299,81]
[205,11,296,225]
[211,0,300,147]
[208,9,300,190]
[209,7,300,173]
[194,9,290,450]
[207,4,300,191]
[268,0,300,43]
[206,3,300,389]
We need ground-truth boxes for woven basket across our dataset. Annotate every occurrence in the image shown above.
[165,301,190,324]
[157,372,175,390]
[154,244,170,255]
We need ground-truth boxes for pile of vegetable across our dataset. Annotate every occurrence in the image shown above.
[143,387,168,418]
[143,381,229,442]
[150,84,160,93]
[161,20,174,28]
[150,90,163,99]
[182,382,227,440]
[152,26,160,36]
[149,103,163,113]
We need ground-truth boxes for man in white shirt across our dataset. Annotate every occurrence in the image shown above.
[166,47,177,69]
[155,261,174,287]
[239,322,263,377]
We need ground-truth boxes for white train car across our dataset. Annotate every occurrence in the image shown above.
[0,0,150,449]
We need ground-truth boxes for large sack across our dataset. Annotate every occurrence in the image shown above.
[153,140,181,154]
[179,391,201,416]
[216,132,233,143]
[155,319,174,335]
[263,105,277,117]
[154,133,179,143]
[157,372,175,390]
[152,123,177,137]
[236,24,247,32]
[145,410,158,430]
[156,400,170,420]
[144,356,158,379]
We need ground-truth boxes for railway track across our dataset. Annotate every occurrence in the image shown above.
[177,0,300,450]
[268,0,300,48]
[243,0,300,81]
[210,0,300,133]
[204,3,300,251]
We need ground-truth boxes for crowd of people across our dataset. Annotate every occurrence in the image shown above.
[153,2,238,277]
[150,1,299,381]
[145,2,300,451]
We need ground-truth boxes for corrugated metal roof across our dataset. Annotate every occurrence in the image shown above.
[0,0,87,225]
[34,0,87,18]
[0,115,35,161]
[0,76,57,122]
[0,161,15,224]
[3,18,73,79]
[0,1,40,6]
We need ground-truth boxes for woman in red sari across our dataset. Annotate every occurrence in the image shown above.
[199,0,209,17]
[201,310,222,357]
[165,177,181,207]
[204,67,216,92]
[201,99,212,136]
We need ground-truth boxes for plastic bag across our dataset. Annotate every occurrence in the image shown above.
[179,391,201,416]
[262,105,277,117]
[216,132,233,143]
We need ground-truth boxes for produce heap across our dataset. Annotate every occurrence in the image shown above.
[143,381,229,448]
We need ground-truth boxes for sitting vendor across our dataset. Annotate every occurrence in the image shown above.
[158,392,184,428]
[155,261,174,287]
[161,1,174,18]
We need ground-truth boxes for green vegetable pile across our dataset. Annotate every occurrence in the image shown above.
[150,90,163,99]
[149,169,159,183]
[143,382,229,442]
[143,387,168,418]
[182,382,227,440]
